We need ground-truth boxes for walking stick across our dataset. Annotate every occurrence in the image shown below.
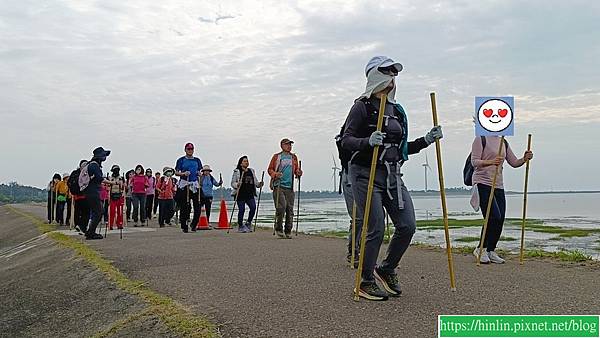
[351,202,357,269]
[254,171,265,232]
[272,177,281,236]
[51,183,56,224]
[227,169,246,234]
[121,177,125,240]
[519,134,533,264]
[476,136,505,265]
[385,212,390,242]
[104,183,109,238]
[295,161,302,236]
[353,94,387,301]
[430,92,457,291]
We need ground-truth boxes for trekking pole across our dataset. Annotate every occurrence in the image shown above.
[430,92,456,291]
[227,170,246,234]
[104,184,109,238]
[477,136,505,266]
[385,212,390,242]
[121,177,125,240]
[51,184,56,224]
[272,177,281,236]
[353,94,387,301]
[254,171,265,232]
[519,134,533,265]
[350,202,357,269]
[295,161,302,236]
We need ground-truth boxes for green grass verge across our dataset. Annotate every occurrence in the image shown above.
[523,249,592,262]
[7,206,218,338]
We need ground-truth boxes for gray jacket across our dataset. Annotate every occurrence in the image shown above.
[230,168,261,196]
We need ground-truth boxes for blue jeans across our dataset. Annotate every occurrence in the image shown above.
[477,184,506,251]
[237,197,256,227]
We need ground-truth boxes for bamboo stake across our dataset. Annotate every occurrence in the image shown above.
[430,92,457,291]
[350,202,357,268]
[254,171,265,232]
[477,136,505,265]
[295,161,302,236]
[353,94,387,301]
[228,169,246,234]
[519,134,532,264]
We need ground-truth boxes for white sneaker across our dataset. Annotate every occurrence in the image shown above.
[487,251,505,264]
[473,248,490,264]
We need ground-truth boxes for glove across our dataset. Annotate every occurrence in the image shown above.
[425,125,443,145]
[368,131,385,147]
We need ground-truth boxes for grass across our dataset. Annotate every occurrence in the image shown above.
[523,249,592,262]
[7,206,218,338]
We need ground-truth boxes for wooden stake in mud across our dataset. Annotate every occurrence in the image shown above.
[350,202,357,268]
[254,171,265,232]
[477,136,505,265]
[430,92,457,291]
[353,94,387,301]
[519,134,533,265]
[295,161,302,236]
[228,169,246,234]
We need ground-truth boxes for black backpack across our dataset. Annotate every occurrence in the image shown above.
[67,168,82,195]
[463,136,507,186]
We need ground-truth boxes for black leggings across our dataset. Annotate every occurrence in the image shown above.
[477,184,506,251]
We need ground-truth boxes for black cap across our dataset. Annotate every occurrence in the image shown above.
[93,147,111,159]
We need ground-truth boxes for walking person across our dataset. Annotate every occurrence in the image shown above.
[54,173,70,225]
[174,143,203,233]
[83,147,112,240]
[64,173,73,227]
[100,180,110,226]
[129,165,149,227]
[68,160,89,234]
[46,173,61,224]
[341,56,443,300]
[144,168,156,222]
[108,165,125,230]
[470,136,533,264]
[200,165,223,225]
[267,139,303,239]
[154,171,161,215]
[125,169,134,222]
[157,167,177,227]
[231,157,262,233]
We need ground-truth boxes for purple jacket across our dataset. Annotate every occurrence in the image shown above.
[145,176,156,195]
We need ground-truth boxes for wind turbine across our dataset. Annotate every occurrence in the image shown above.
[331,154,342,192]
[422,152,432,192]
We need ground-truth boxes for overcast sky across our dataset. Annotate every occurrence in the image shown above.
[1,0,599,192]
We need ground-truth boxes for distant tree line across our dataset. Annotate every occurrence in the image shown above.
[0,182,47,205]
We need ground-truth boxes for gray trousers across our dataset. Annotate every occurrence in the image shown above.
[350,164,416,282]
[273,186,294,233]
[341,170,363,257]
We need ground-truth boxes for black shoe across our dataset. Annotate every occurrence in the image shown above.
[182,229,189,233]
[346,253,359,268]
[85,233,103,240]
[355,281,388,301]
[374,267,402,297]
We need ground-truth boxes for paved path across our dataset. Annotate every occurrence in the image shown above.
[10,204,600,337]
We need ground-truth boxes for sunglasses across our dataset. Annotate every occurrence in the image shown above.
[185,147,194,150]
[378,66,398,76]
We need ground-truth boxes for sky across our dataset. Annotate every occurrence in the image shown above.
[1,0,599,192]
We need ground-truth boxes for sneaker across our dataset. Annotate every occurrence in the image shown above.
[85,233,103,240]
[374,267,402,297]
[275,230,285,238]
[346,253,359,268]
[238,226,246,233]
[182,229,189,233]
[284,232,292,239]
[133,222,138,227]
[488,251,505,264]
[354,281,388,301]
[245,222,253,232]
[473,248,490,264]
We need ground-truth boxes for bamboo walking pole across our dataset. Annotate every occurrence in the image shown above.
[295,161,302,236]
[519,134,533,264]
[353,94,387,301]
[430,92,457,291]
[254,171,265,232]
[476,136,505,265]
[350,202,357,268]
[272,175,281,236]
[228,169,246,234]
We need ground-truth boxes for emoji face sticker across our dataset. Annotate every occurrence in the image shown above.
[475,96,514,136]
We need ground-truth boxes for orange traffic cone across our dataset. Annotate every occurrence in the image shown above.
[216,199,231,229]
[197,207,211,230]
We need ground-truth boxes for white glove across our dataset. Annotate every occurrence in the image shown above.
[368,131,385,147]
[425,125,443,145]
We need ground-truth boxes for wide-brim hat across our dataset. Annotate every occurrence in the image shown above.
[62,172,70,179]
[163,167,175,175]
[201,165,212,172]
[92,146,111,159]
[111,164,120,171]
[365,56,403,77]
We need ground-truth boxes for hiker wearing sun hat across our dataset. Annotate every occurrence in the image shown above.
[199,164,223,225]
[107,164,125,230]
[54,173,70,225]
[84,146,112,240]
[175,142,204,233]
[340,56,444,300]
[157,166,177,227]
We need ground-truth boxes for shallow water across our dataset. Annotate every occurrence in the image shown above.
[214,192,600,259]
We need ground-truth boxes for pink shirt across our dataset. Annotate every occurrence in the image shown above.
[471,136,524,189]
